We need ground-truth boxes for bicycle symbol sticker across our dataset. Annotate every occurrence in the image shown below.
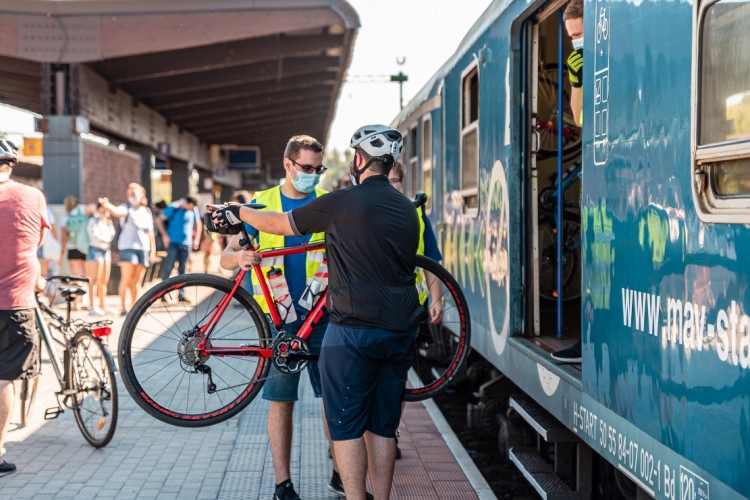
[594,0,610,165]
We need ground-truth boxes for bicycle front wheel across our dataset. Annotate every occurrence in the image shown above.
[70,331,118,447]
[119,274,272,427]
[405,256,471,402]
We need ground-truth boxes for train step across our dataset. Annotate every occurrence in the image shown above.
[509,447,589,500]
[510,396,577,442]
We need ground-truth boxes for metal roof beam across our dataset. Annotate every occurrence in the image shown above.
[178,97,333,130]
[122,56,340,99]
[96,34,344,84]
[201,122,326,142]
[149,75,336,111]
[194,111,328,136]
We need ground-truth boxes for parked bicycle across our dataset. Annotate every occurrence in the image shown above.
[538,162,582,302]
[118,196,471,428]
[18,276,118,447]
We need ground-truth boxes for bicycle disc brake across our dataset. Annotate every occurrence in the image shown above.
[271,335,310,375]
[177,329,211,373]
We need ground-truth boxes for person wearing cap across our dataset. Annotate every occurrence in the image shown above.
[212,125,422,500]
[0,139,50,477]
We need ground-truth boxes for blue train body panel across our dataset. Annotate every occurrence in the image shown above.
[393,0,750,498]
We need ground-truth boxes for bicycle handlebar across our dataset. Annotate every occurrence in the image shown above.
[413,192,427,209]
[46,275,90,284]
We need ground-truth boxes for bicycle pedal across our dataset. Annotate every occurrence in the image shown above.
[44,407,63,420]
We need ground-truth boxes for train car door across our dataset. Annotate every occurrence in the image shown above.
[523,1,584,355]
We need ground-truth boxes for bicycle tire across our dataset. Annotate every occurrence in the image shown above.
[404,256,471,402]
[19,377,39,428]
[119,274,272,428]
[70,331,118,447]
[538,214,582,302]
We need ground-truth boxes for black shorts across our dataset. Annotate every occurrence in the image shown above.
[0,309,41,381]
[68,249,87,261]
[319,324,416,441]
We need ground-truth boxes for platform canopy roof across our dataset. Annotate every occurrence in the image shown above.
[0,0,359,176]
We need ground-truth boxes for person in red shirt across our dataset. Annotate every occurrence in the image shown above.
[0,139,50,477]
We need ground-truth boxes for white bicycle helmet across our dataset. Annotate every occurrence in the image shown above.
[0,139,18,167]
[349,125,403,162]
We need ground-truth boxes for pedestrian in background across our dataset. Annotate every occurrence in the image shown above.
[156,195,201,302]
[59,195,92,310]
[99,183,155,315]
[0,139,49,477]
[85,202,116,316]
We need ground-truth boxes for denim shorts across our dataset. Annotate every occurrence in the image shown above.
[87,246,111,263]
[119,248,149,267]
[319,324,417,441]
[262,314,328,402]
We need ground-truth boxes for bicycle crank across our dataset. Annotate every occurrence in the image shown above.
[271,335,312,375]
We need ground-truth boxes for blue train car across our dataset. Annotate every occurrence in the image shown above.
[393,0,750,498]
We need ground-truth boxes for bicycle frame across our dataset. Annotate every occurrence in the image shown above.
[35,304,68,388]
[196,240,327,359]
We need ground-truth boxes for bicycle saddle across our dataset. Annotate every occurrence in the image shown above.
[59,286,86,300]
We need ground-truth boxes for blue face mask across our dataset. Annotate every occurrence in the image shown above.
[291,170,320,193]
[572,37,584,50]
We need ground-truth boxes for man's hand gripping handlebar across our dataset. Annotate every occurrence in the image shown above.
[204,203,266,235]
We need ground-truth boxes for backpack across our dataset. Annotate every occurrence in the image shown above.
[66,207,90,254]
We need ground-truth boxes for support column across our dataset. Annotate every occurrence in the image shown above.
[41,116,83,204]
[171,159,190,200]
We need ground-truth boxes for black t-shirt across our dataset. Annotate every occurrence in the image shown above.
[288,175,423,331]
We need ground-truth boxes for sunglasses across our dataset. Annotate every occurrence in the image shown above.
[288,158,327,175]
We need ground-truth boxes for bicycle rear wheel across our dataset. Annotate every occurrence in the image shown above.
[405,256,471,402]
[538,214,582,302]
[70,331,117,447]
[119,274,272,427]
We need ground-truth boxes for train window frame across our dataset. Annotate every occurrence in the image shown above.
[460,62,480,218]
[422,114,433,214]
[692,0,750,222]
[409,126,420,197]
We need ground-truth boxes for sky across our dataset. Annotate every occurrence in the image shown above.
[326,0,494,152]
[0,0,495,154]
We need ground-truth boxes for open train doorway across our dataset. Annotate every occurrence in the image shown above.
[523,2,583,365]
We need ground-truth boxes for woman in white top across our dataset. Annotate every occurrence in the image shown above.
[85,202,116,316]
[99,183,156,315]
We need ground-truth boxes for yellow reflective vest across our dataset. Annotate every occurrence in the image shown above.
[250,186,327,313]
[415,205,427,305]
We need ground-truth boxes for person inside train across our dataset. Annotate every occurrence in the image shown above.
[552,0,584,363]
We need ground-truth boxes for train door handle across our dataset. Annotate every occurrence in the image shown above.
[532,127,541,154]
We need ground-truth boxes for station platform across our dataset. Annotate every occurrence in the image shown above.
[2,290,495,500]
[218,372,495,500]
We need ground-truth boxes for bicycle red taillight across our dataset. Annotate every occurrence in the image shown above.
[92,326,112,338]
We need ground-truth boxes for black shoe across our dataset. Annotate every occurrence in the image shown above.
[0,460,16,477]
[328,471,373,499]
[177,295,191,303]
[274,480,300,500]
[551,340,582,363]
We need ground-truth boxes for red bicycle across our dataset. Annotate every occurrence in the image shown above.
[118,201,470,428]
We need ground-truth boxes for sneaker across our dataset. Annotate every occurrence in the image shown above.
[551,340,582,363]
[274,480,300,500]
[328,470,373,499]
[0,460,16,477]
[120,310,129,317]
[177,295,191,304]
[89,307,104,317]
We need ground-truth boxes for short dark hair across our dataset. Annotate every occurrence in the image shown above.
[356,149,394,177]
[154,200,168,210]
[185,195,200,206]
[563,0,583,21]
[284,135,323,161]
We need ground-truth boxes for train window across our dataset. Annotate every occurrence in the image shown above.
[461,65,479,216]
[694,0,750,220]
[409,126,419,197]
[422,115,433,213]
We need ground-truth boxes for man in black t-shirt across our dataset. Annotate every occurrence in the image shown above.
[212,125,421,500]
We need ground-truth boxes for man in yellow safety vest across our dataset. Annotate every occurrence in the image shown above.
[220,135,361,500]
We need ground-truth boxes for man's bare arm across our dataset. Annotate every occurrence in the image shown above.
[238,208,294,236]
